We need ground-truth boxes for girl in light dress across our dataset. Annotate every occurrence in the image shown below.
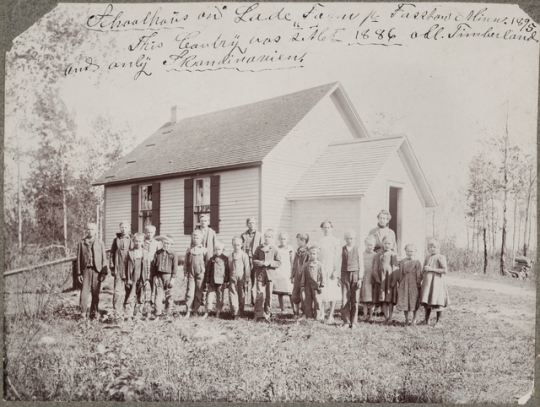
[420,239,450,327]
[317,220,342,324]
[396,243,423,325]
[273,232,295,314]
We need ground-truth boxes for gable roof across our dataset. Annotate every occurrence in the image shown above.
[95,82,348,185]
[286,135,437,207]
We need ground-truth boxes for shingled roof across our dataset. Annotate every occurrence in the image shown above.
[94,82,339,185]
[287,135,437,207]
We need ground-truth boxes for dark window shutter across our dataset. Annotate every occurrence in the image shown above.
[210,175,220,234]
[184,178,194,235]
[131,185,139,234]
[151,182,161,235]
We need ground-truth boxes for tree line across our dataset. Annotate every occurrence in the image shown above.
[4,7,135,267]
[464,117,536,275]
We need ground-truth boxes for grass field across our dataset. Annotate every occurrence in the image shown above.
[4,269,536,403]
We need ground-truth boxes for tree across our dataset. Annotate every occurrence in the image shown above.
[520,153,537,256]
[6,6,115,251]
[78,114,137,239]
[467,152,494,274]
[491,121,521,276]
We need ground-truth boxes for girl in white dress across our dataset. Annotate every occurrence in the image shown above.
[273,232,294,314]
[317,220,342,323]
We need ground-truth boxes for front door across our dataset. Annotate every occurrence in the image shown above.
[389,186,402,254]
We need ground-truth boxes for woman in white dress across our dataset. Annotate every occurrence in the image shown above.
[317,220,342,323]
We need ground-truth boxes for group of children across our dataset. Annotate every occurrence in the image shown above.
[77,210,450,328]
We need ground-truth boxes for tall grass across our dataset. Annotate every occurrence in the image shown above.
[438,239,536,280]
[4,258,74,401]
[4,271,535,402]
[3,251,535,402]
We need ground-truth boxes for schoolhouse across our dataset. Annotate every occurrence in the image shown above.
[94,82,436,257]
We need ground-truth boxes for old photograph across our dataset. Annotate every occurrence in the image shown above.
[3,1,538,403]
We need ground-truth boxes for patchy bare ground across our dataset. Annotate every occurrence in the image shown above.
[446,275,536,331]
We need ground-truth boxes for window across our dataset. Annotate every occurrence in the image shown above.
[140,185,153,232]
[131,182,160,234]
[184,175,220,235]
[194,178,211,226]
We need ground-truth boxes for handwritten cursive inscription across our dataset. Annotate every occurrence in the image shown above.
[69,3,538,79]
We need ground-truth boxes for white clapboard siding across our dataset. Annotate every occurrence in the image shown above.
[218,167,259,253]
[292,198,361,248]
[99,167,261,256]
[362,149,426,258]
[104,184,132,248]
[159,177,186,255]
[261,95,355,237]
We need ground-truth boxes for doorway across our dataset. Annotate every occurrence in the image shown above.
[389,186,402,254]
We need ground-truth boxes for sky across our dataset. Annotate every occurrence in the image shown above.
[5,2,539,246]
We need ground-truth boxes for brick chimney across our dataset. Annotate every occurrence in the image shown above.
[170,105,178,123]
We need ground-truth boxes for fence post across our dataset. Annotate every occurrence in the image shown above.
[72,259,81,291]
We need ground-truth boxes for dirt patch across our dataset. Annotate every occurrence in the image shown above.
[447,275,536,331]
[446,275,536,298]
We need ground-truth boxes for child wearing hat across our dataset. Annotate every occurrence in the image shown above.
[151,234,178,318]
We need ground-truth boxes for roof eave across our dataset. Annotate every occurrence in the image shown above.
[329,83,371,139]
[93,161,263,187]
[398,138,437,208]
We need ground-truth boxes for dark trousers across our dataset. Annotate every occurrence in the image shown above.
[304,286,323,320]
[249,266,256,306]
[80,266,102,318]
[341,271,360,324]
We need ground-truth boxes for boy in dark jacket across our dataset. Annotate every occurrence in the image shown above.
[302,245,325,321]
[110,221,133,321]
[252,229,281,322]
[202,241,229,319]
[151,235,178,317]
[291,233,310,319]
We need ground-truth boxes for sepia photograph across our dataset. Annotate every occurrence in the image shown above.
[3,1,538,403]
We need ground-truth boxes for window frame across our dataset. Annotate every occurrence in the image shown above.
[193,177,211,227]
[139,184,153,233]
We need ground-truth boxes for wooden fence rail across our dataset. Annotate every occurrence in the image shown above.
[4,256,80,290]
